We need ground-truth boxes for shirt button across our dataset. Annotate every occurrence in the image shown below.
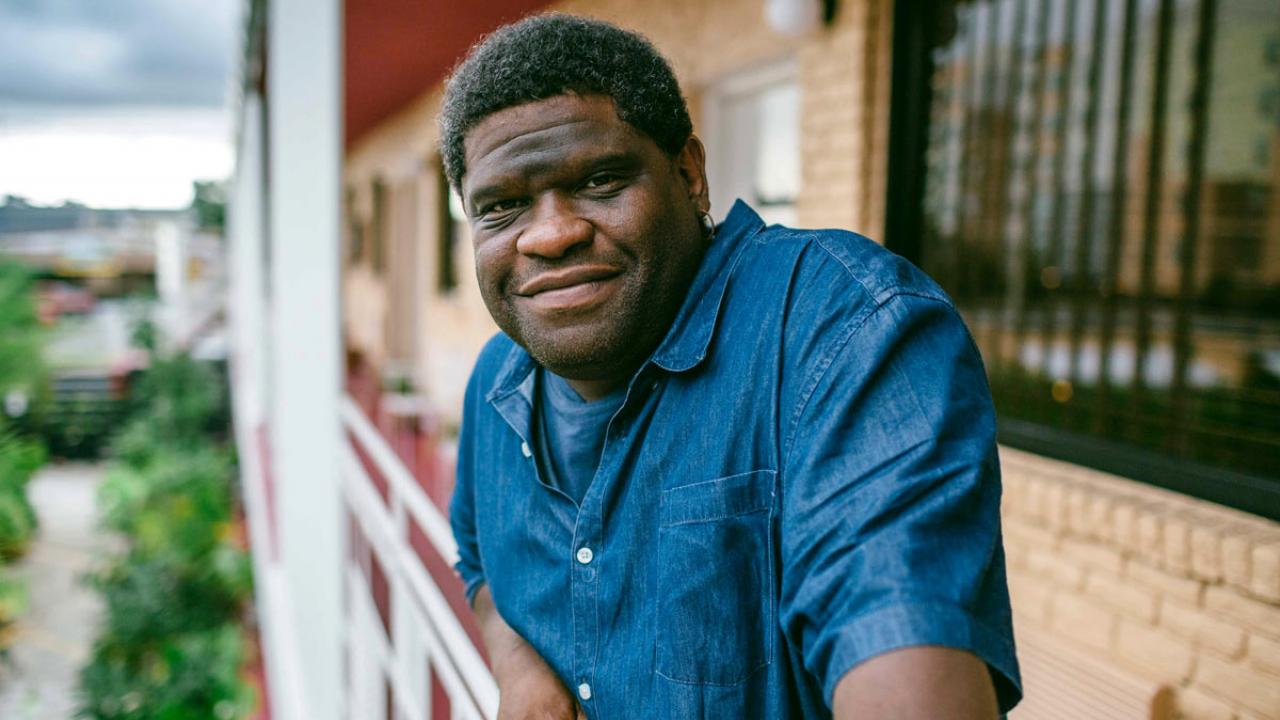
[576,546,594,565]
[577,682,592,701]
[520,441,532,458]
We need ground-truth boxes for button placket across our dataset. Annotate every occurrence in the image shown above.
[571,509,601,712]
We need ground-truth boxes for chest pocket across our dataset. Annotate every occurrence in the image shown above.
[655,469,776,686]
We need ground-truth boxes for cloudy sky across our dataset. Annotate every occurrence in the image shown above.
[0,0,239,209]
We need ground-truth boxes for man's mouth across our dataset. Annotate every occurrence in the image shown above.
[515,265,623,312]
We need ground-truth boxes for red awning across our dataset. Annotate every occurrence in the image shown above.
[344,0,553,147]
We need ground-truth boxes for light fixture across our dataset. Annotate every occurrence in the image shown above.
[764,0,837,36]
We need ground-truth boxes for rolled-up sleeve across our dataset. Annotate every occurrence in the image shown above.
[450,365,487,605]
[779,292,1021,712]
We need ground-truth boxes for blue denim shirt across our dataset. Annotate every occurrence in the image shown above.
[450,201,1021,718]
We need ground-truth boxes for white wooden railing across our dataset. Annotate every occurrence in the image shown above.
[340,396,498,720]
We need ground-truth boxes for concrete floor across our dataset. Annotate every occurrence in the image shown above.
[0,463,107,720]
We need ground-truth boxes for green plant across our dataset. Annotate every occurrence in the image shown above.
[79,624,254,720]
[0,421,43,559]
[89,547,250,649]
[0,569,27,655]
[117,352,230,451]
[80,348,253,720]
[0,261,46,654]
[0,261,45,395]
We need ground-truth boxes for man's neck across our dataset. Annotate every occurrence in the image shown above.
[546,350,648,402]
[562,375,626,402]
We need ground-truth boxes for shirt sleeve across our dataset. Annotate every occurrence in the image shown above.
[778,292,1021,712]
[449,363,487,605]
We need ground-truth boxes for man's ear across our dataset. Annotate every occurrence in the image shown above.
[675,134,710,215]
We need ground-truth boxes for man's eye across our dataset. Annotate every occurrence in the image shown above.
[583,174,621,190]
[482,199,525,216]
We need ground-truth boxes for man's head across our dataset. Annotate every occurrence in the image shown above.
[440,15,711,397]
[439,14,693,190]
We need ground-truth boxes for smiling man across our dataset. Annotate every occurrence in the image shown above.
[442,14,1020,720]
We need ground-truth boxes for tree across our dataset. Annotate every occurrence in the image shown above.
[191,181,226,234]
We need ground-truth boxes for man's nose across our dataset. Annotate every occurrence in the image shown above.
[515,196,592,259]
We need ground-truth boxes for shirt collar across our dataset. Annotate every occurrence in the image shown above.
[488,200,764,399]
[649,200,762,372]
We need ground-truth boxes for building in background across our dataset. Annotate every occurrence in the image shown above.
[229,0,1280,718]
[0,195,227,457]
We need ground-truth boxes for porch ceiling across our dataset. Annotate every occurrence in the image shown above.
[344,0,552,148]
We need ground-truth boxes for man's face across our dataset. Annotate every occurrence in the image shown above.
[461,94,709,386]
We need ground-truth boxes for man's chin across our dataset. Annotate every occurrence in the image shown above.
[518,320,633,378]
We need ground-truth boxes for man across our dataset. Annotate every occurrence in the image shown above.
[443,14,1020,720]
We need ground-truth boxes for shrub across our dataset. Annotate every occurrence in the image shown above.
[80,350,253,720]
[0,569,26,654]
[120,352,229,451]
[0,261,46,653]
[0,422,43,559]
[79,624,253,720]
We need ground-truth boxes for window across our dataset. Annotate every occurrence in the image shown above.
[345,186,364,264]
[435,160,461,295]
[888,0,1280,518]
[370,178,387,274]
[704,61,801,227]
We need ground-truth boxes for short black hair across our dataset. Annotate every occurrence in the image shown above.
[439,13,693,189]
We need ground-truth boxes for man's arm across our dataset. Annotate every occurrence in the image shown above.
[778,292,1020,714]
[832,646,998,720]
[473,585,584,720]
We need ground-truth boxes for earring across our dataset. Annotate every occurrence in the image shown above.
[699,211,716,238]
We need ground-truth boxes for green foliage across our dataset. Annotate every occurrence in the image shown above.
[0,261,45,653]
[0,419,43,560]
[0,490,36,561]
[80,349,253,720]
[129,317,158,356]
[79,624,253,720]
[0,568,27,653]
[90,547,250,650]
[191,180,226,234]
[100,448,230,535]
[119,351,230,451]
[0,261,45,394]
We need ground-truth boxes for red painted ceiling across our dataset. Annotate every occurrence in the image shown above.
[344,0,552,147]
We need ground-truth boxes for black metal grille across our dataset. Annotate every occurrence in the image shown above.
[893,0,1280,515]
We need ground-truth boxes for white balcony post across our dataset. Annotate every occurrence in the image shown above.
[267,0,344,717]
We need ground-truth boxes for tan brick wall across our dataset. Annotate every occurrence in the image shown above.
[509,0,893,233]
[1002,447,1280,719]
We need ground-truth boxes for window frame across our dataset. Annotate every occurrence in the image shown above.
[702,58,801,226]
[884,0,1280,521]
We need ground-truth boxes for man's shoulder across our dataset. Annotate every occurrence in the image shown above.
[743,223,953,316]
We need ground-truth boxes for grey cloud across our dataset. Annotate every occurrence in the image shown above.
[0,0,237,107]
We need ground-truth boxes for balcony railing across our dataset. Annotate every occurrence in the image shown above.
[340,389,496,719]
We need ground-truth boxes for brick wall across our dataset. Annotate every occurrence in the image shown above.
[554,0,892,234]
[1002,447,1280,719]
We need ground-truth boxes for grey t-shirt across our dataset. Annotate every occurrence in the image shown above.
[534,367,626,505]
